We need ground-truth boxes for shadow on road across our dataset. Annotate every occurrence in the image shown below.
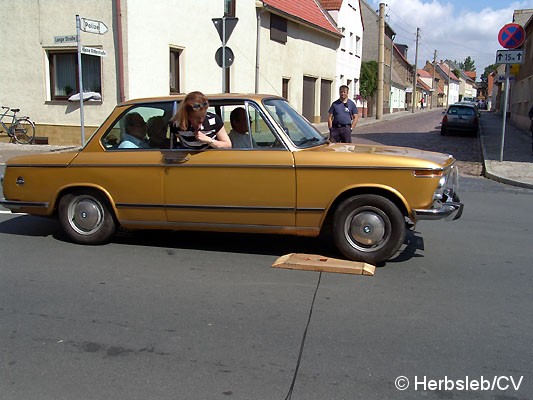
[0,215,426,266]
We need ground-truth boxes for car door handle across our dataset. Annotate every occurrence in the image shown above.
[164,156,189,164]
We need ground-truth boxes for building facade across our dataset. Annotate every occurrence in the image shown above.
[0,0,341,145]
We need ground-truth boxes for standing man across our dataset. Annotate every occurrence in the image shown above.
[328,85,359,143]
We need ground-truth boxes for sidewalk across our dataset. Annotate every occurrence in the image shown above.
[314,109,533,190]
[477,111,533,189]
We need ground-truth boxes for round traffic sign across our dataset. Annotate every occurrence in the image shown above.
[215,46,234,68]
[498,23,525,49]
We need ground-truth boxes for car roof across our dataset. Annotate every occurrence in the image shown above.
[119,93,284,106]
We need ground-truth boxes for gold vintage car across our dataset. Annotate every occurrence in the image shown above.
[1,94,463,264]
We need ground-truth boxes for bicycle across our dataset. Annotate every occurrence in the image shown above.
[0,105,36,144]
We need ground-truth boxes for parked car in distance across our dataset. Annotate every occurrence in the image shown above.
[441,103,479,136]
[1,94,463,265]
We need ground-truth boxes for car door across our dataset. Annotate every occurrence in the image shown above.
[163,101,296,230]
[71,103,174,225]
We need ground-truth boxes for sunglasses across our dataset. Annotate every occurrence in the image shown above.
[190,101,208,111]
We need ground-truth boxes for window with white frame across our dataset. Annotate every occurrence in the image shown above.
[49,50,101,101]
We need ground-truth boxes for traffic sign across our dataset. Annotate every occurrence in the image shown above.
[80,17,108,34]
[497,75,515,83]
[498,23,525,49]
[496,49,524,64]
[215,46,234,68]
[54,35,78,44]
[212,17,238,43]
[81,46,107,57]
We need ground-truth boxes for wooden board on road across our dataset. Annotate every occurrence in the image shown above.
[272,253,375,276]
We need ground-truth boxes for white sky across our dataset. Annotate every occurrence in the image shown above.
[369,0,533,76]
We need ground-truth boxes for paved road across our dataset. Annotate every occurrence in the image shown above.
[1,110,532,399]
[355,109,483,177]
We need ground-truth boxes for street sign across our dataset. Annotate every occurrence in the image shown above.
[212,17,238,43]
[497,75,515,82]
[215,46,234,68]
[80,17,108,34]
[81,46,107,57]
[496,49,524,64]
[54,35,78,44]
[498,23,525,49]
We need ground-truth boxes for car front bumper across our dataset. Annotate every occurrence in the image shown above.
[414,190,463,221]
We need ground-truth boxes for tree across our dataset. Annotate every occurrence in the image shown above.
[462,56,476,71]
[359,61,378,100]
[481,64,498,83]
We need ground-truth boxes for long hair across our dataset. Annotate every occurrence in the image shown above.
[171,91,209,130]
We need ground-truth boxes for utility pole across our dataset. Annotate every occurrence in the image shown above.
[431,50,437,109]
[411,27,420,113]
[446,60,450,108]
[376,3,385,119]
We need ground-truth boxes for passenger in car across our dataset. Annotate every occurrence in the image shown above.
[169,91,231,149]
[147,116,170,149]
[118,112,150,149]
[228,107,256,148]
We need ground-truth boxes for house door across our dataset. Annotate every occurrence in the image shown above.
[302,76,316,122]
[320,79,332,122]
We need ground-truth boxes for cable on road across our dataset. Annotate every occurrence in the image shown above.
[283,271,322,400]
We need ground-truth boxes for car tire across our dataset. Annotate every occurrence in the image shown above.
[58,190,116,245]
[332,194,406,265]
[440,127,447,136]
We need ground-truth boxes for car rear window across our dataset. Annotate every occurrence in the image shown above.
[448,107,474,116]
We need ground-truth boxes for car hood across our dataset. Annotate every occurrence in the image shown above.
[4,150,80,167]
[298,143,455,169]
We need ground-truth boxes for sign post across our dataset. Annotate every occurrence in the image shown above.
[496,23,526,162]
[75,15,108,145]
[212,17,238,92]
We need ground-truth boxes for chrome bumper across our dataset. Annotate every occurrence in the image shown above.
[414,191,463,221]
[0,198,50,211]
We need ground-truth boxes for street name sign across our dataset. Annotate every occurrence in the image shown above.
[496,49,524,64]
[54,35,78,44]
[80,18,108,34]
[81,46,107,57]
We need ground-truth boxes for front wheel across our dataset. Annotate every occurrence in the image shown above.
[58,190,116,245]
[12,118,35,144]
[332,195,406,265]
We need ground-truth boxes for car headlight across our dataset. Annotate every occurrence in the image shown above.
[434,165,458,200]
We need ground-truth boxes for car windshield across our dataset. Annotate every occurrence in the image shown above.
[262,98,327,148]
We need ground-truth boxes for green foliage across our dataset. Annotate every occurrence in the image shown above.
[481,64,498,82]
[359,61,378,99]
[462,56,476,71]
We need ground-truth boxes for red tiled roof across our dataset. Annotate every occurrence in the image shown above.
[262,0,340,36]
[320,0,343,10]
[418,69,431,78]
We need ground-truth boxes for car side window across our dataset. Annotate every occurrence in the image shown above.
[102,103,174,150]
[211,101,284,150]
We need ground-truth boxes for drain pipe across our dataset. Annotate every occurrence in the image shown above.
[116,0,125,103]
[255,1,266,93]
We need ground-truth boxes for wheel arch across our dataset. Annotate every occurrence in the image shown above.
[321,185,410,234]
[53,184,119,224]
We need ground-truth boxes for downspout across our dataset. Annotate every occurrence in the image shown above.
[255,1,266,93]
[116,0,125,103]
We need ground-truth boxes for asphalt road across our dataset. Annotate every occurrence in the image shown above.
[1,110,532,399]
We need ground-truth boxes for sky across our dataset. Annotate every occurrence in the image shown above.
[369,0,533,77]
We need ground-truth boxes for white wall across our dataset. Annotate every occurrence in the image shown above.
[327,0,363,100]
[1,0,339,130]
[1,0,116,126]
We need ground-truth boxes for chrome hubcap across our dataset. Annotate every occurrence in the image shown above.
[68,196,104,235]
[345,209,388,252]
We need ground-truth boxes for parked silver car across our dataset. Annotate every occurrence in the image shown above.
[441,103,479,136]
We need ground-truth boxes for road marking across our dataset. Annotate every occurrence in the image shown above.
[0,210,26,215]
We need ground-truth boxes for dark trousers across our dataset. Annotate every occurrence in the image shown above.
[330,126,352,143]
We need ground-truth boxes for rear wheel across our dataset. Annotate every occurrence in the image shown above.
[332,194,406,264]
[58,190,116,245]
[12,118,35,144]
